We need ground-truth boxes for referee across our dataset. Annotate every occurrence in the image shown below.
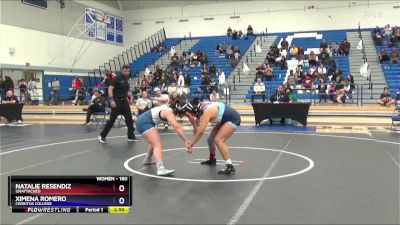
[98,65,139,143]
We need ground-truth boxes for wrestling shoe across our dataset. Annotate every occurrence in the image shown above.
[217,164,235,175]
[157,167,175,176]
[200,157,217,165]
[127,136,140,142]
[98,135,106,144]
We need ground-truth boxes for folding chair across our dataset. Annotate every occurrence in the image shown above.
[391,105,400,132]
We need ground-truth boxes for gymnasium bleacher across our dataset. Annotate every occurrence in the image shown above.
[372,28,400,98]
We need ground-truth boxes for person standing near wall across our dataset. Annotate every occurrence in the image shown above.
[52,78,60,105]
[98,65,139,143]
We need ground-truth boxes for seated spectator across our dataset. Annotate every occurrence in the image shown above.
[255,67,263,81]
[374,26,384,45]
[280,38,289,50]
[210,88,220,102]
[298,46,305,60]
[379,48,390,63]
[396,26,400,40]
[339,38,350,55]
[395,89,400,105]
[335,80,347,103]
[377,87,395,106]
[301,73,315,92]
[269,85,290,124]
[285,87,297,102]
[265,50,276,65]
[247,25,254,36]
[279,55,287,70]
[83,89,105,125]
[227,27,232,37]
[209,64,216,76]
[328,82,337,102]
[330,41,340,56]
[317,64,327,79]
[264,64,274,81]
[289,44,298,59]
[318,83,329,103]
[389,34,398,48]
[171,53,179,67]
[184,74,191,87]
[320,39,329,51]
[390,47,399,66]
[319,49,330,65]
[152,87,169,106]
[295,66,304,84]
[287,70,297,88]
[384,24,392,40]
[308,66,318,77]
[136,90,152,115]
[308,51,318,66]
[2,90,18,104]
[251,78,266,102]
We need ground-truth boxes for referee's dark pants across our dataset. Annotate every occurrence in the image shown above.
[100,98,135,139]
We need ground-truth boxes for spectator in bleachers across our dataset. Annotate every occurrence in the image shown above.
[318,83,328,103]
[374,26,384,45]
[251,78,266,102]
[317,64,327,79]
[279,55,288,70]
[200,74,210,93]
[289,44,298,59]
[265,49,276,65]
[379,48,390,63]
[209,77,217,92]
[232,30,238,40]
[389,34,398,48]
[184,74,191,87]
[209,64,216,76]
[395,88,400,105]
[295,66,304,84]
[335,80,347,103]
[227,27,232,37]
[178,72,185,87]
[247,25,254,36]
[298,46,305,60]
[71,76,82,105]
[287,70,297,88]
[167,82,178,94]
[136,90,152,116]
[210,88,220,102]
[301,73,315,92]
[390,47,399,66]
[308,66,318,77]
[255,66,263,81]
[83,89,105,125]
[152,87,169,107]
[308,51,317,66]
[328,82,337,102]
[330,41,340,56]
[265,64,274,81]
[280,38,289,50]
[339,38,350,56]
[377,87,395,106]
[384,24,392,40]
[395,26,400,40]
[320,39,329,51]
[347,73,355,91]
[140,75,150,91]
[171,53,179,67]
[319,49,330,65]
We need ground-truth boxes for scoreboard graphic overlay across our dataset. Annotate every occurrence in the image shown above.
[8,176,132,214]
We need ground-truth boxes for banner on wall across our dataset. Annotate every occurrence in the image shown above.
[85,8,123,44]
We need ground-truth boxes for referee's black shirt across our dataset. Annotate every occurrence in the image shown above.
[111,76,129,98]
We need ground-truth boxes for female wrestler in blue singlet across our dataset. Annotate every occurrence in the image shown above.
[185,99,241,174]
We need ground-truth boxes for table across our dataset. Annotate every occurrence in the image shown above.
[0,104,24,122]
[251,103,311,126]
